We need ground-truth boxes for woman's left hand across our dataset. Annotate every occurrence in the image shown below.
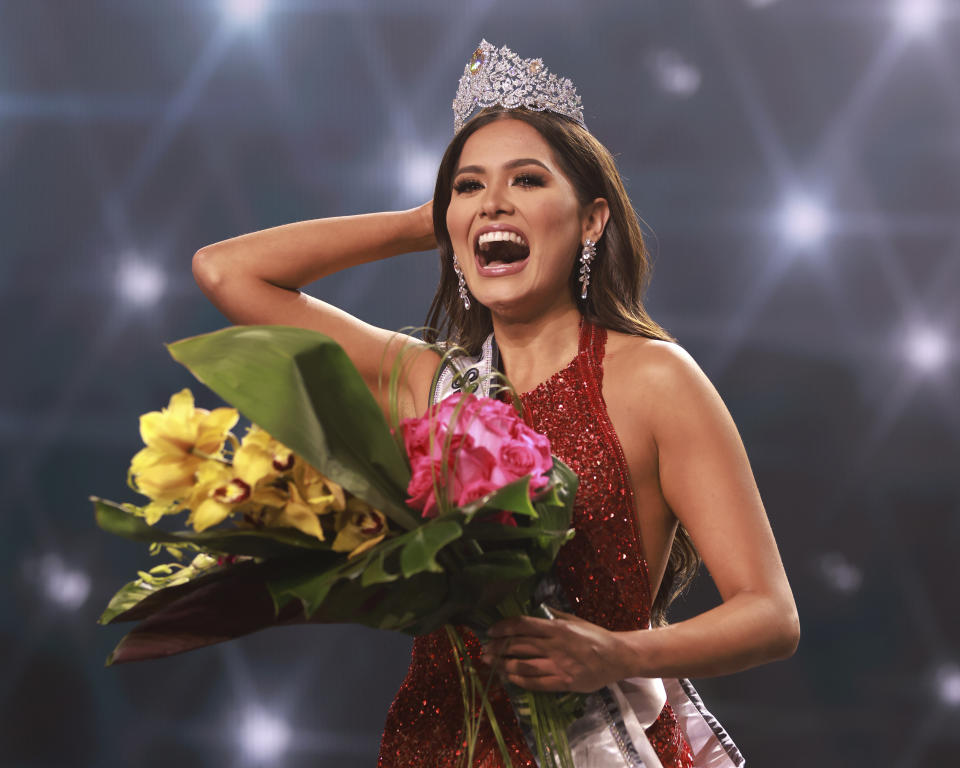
[481,609,628,693]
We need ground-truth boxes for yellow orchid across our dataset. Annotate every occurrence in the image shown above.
[187,460,244,532]
[295,462,346,512]
[129,389,238,506]
[187,431,294,531]
[239,425,295,476]
[332,498,388,558]
[269,462,346,540]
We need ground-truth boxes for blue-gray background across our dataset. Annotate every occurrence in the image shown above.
[3,1,959,766]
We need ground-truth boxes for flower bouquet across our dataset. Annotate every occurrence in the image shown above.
[95,325,582,767]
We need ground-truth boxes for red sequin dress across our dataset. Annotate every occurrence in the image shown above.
[378,320,694,767]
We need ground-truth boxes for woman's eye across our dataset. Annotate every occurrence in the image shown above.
[513,173,545,188]
[453,179,482,194]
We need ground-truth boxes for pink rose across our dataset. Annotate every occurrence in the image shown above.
[457,478,500,508]
[449,446,496,505]
[407,459,443,518]
[402,415,435,460]
[402,415,450,466]
[401,392,553,518]
[498,440,538,480]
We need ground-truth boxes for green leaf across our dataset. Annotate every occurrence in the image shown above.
[548,457,579,507]
[462,522,568,543]
[167,326,417,530]
[265,516,465,619]
[99,578,160,625]
[459,550,535,583]
[399,519,463,578]
[267,556,366,618]
[319,572,455,634]
[460,475,539,519]
[360,548,400,587]
[93,498,335,558]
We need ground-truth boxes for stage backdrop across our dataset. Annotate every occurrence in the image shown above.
[2,1,958,766]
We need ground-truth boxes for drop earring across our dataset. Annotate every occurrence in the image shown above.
[579,238,596,300]
[453,256,471,310]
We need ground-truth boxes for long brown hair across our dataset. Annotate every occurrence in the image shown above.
[425,107,700,626]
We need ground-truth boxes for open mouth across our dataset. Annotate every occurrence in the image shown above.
[475,230,530,268]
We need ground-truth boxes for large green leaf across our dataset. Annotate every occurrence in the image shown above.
[93,497,336,558]
[398,519,463,577]
[167,326,417,530]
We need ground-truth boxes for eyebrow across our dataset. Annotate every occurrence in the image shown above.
[453,158,551,177]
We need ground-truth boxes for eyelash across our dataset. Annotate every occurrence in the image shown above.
[452,173,545,194]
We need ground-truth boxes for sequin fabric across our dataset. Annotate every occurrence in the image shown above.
[379,321,693,767]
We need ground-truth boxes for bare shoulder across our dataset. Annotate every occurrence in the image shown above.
[603,331,716,415]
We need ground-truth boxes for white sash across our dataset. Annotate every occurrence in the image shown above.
[547,675,743,768]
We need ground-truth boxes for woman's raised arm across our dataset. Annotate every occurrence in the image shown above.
[192,202,441,418]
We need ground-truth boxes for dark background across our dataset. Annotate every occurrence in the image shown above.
[3,1,959,766]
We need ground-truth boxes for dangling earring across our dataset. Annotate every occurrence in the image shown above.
[453,255,471,310]
[579,238,597,300]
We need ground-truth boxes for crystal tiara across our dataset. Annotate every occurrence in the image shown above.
[451,39,586,134]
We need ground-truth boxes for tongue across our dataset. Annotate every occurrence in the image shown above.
[481,240,529,265]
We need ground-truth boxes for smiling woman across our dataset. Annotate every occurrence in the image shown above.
[192,39,798,768]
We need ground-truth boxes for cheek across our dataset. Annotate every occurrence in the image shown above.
[446,196,469,227]
[446,204,470,249]
[538,198,583,251]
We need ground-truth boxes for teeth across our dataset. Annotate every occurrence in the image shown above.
[477,230,528,249]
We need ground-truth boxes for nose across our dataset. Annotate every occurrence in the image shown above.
[479,182,514,218]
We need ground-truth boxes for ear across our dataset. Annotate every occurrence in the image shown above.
[581,198,610,243]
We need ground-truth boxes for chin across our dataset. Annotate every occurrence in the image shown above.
[480,294,562,324]
[473,292,528,319]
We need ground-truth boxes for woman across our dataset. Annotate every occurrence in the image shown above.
[193,41,799,768]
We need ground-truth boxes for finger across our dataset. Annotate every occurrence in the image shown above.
[503,672,573,692]
[483,640,545,662]
[501,657,555,678]
[487,616,555,639]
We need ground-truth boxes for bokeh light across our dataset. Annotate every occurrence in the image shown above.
[26,554,91,611]
[398,144,439,205]
[647,49,702,98]
[223,0,268,26]
[780,194,829,247]
[238,708,291,763]
[894,0,941,37]
[816,552,863,596]
[116,257,167,307]
[934,663,960,707]
[904,325,949,373]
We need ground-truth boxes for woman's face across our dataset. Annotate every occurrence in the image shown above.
[445,117,594,320]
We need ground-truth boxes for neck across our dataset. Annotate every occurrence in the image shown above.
[490,304,583,392]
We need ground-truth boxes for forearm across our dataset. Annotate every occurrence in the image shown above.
[193,205,434,293]
[614,590,800,681]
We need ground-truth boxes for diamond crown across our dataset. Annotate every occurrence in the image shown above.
[452,40,585,134]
